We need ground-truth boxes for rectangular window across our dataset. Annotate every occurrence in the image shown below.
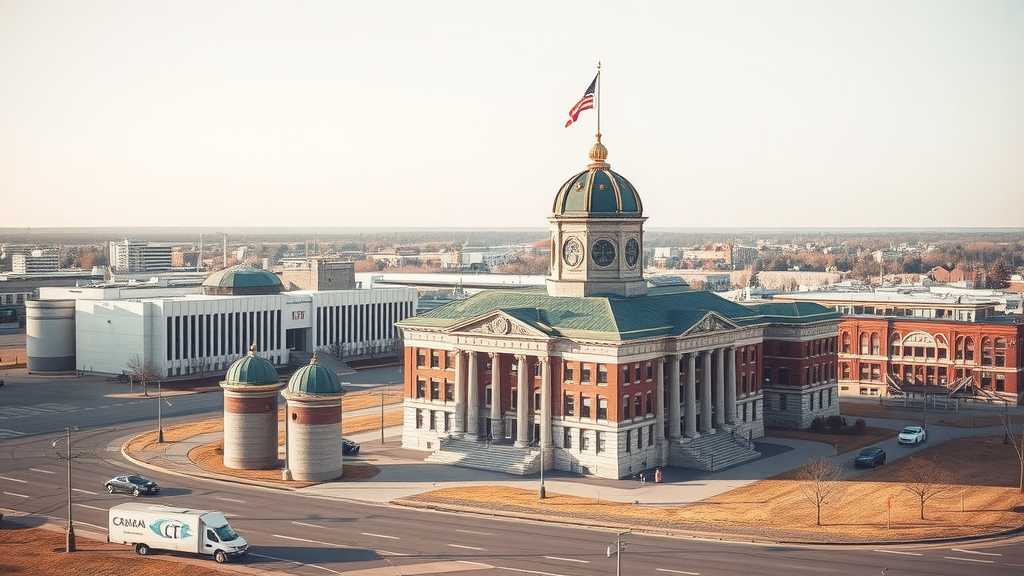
[635,365,642,383]
[430,380,440,401]
[511,388,518,409]
[417,351,426,367]
[597,397,608,420]
[623,396,631,419]
[581,366,591,383]
[534,390,541,412]
[637,427,643,449]
[646,364,653,381]
[564,427,573,449]
[581,396,592,418]
[429,411,436,430]
[416,409,424,428]
[596,431,605,453]
[645,391,652,414]
[622,366,630,383]
[534,362,541,377]
[485,386,492,407]
[430,351,440,369]
[416,379,426,399]
[564,394,575,416]
[634,395,642,418]
[597,365,608,384]
[625,430,631,452]
[581,431,590,451]
[648,424,655,446]
[564,365,574,381]
[742,372,747,393]
[445,381,455,402]
[445,350,456,369]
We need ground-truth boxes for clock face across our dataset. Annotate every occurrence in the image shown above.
[562,237,584,267]
[591,239,616,267]
[625,238,640,267]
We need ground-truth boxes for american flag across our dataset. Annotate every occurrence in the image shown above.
[565,73,598,127]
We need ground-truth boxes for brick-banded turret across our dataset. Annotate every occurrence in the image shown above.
[220,344,284,469]
[281,354,347,482]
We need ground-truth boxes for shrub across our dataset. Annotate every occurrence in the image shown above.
[853,418,867,435]
[825,415,846,431]
[810,416,826,432]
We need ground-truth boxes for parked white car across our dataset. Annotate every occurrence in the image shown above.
[898,426,927,444]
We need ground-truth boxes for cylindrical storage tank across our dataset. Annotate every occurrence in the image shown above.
[284,400,344,481]
[282,354,346,482]
[26,300,77,373]
[220,345,284,470]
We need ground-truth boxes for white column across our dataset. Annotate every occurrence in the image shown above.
[655,358,665,442]
[453,348,465,436]
[685,353,697,437]
[466,351,479,437]
[515,355,530,447]
[714,347,725,428]
[540,356,551,464]
[701,351,713,433]
[668,354,681,438]
[489,352,503,441]
[726,346,737,424]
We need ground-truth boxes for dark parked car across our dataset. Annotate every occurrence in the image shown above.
[854,448,886,469]
[342,438,360,455]
[104,474,160,496]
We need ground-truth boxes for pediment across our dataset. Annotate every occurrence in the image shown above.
[447,311,547,338]
[682,312,738,336]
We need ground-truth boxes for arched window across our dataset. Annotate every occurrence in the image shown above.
[841,332,851,353]
[995,337,1007,367]
[935,334,948,360]
[890,333,902,357]
[871,333,881,356]
[981,337,994,366]
[964,337,975,361]
[860,333,870,355]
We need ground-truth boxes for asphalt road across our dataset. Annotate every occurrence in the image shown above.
[2,374,1024,575]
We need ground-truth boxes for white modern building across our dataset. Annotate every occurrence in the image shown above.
[27,265,417,375]
[109,239,174,273]
[12,250,60,274]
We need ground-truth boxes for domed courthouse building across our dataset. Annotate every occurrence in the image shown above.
[398,136,843,479]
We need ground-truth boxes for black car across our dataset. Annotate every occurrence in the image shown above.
[342,438,360,455]
[104,474,160,496]
[854,448,886,469]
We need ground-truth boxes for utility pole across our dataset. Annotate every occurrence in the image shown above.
[607,529,631,576]
[53,427,78,552]
[380,391,385,445]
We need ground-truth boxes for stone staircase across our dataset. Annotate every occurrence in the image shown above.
[671,430,760,471]
[425,436,540,476]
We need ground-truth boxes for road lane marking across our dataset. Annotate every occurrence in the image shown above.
[76,521,107,530]
[292,521,325,529]
[29,468,56,474]
[944,556,994,563]
[494,566,571,576]
[544,556,589,564]
[377,550,410,556]
[271,534,349,548]
[456,528,495,536]
[73,503,106,511]
[72,488,97,495]
[361,532,399,539]
[449,543,485,550]
[874,549,923,556]
[951,548,1001,556]
[214,496,246,503]
[3,491,29,498]
[0,475,27,483]
[657,570,700,575]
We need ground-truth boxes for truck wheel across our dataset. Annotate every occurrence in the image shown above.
[136,543,150,556]
[107,485,115,494]
[132,488,140,497]
[214,550,227,563]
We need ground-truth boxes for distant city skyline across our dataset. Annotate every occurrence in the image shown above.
[2,0,1022,230]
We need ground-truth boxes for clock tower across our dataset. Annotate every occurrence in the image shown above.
[546,134,647,298]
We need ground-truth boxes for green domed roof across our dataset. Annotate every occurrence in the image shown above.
[225,344,280,385]
[286,354,344,396]
[552,135,642,217]
[203,265,282,295]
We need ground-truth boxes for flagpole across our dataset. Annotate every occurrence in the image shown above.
[596,61,602,137]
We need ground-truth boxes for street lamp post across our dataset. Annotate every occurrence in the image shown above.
[52,427,78,552]
[157,381,171,443]
[607,529,631,576]
[539,446,546,499]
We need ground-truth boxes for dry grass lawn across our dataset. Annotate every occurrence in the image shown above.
[401,434,1024,543]
[0,525,239,575]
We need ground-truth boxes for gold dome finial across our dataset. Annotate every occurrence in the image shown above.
[588,132,609,169]
[248,342,257,356]
[311,352,318,365]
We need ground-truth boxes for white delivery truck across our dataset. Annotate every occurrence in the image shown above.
[108,503,249,563]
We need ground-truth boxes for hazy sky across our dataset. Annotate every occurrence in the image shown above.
[2,0,1022,230]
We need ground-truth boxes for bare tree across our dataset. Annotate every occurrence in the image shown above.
[1001,407,1024,493]
[795,457,847,526]
[899,457,953,519]
[125,355,161,397]
[188,357,211,383]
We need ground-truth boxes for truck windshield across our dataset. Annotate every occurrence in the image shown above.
[213,524,239,542]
